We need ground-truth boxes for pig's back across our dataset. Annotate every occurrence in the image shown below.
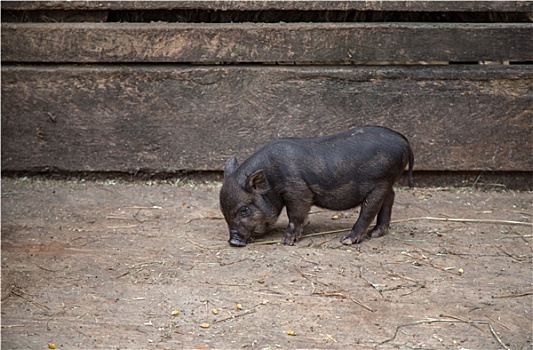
[264,126,410,186]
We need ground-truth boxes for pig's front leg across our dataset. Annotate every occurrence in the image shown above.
[283,201,311,245]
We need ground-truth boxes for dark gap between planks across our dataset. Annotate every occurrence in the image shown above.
[2,10,532,23]
[1,171,531,190]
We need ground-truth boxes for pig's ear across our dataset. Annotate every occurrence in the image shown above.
[224,156,239,178]
[245,170,270,194]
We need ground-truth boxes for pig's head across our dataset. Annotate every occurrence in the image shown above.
[219,156,280,247]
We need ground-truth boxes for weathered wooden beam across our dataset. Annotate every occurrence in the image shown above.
[2,1,532,12]
[2,65,531,173]
[2,22,533,63]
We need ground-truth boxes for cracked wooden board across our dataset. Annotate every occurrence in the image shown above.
[2,65,532,174]
[3,22,533,63]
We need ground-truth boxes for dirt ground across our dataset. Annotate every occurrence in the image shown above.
[1,177,532,350]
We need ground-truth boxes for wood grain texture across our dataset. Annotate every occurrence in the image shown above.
[2,65,531,173]
[3,1,532,12]
[3,22,533,63]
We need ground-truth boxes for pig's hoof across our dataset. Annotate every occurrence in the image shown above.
[369,227,388,238]
[283,238,296,246]
[340,235,361,245]
[340,236,353,245]
[283,234,298,245]
[369,229,383,238]
[228,237,247,247]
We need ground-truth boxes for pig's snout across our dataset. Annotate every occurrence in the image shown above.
[228,230,247,247]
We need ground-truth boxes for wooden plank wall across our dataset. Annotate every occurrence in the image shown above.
[2,1,532,187]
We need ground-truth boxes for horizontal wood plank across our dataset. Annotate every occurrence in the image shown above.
[2,65,531,173]
[2,1,532,12]
[2,22,533,63]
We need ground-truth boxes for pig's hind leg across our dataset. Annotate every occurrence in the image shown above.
[369,189,395,238]
[340,186,391,245]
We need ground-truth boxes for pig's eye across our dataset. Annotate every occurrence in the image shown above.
[239,206,252,217]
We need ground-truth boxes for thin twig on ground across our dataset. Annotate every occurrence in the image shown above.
[381,314,514,349]
[11,288,50,311]
[492,291,533,299]
[392,216,532,227]
[439,313,484,332]
[293,251,320,265]
[488,323,512,350]
[251,216,531,245]
[213,309,257,324]
[250,228,350,245]
[380,316,487,344]
[484,315,512,331]
[184,238,210,249]
[123,206,162,210]
[293,265,318,293]
[312,290,374,312]
[359,267,384,298]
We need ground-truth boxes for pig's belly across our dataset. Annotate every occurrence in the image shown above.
[313,195,364,211]
[308,181,371,211]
